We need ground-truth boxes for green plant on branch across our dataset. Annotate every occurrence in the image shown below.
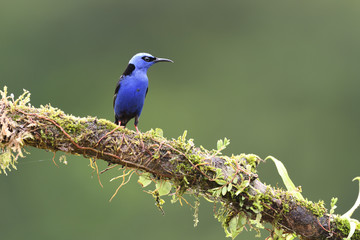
[1,86,360,240]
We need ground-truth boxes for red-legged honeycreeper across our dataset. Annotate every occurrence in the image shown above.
[113,53,173,132]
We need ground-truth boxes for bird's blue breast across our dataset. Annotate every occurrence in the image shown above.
[114,74,148,118]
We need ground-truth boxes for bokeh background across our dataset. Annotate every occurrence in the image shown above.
[1,1,360,239]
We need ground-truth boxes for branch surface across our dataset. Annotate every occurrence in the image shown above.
[0,87,358,240]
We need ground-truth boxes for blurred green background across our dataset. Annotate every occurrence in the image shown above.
[1,0,360,239]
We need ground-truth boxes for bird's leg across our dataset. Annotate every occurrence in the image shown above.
[134,117,140,133]
[95,121,123,147]
[134,125,140,134]
[118,121,125,128]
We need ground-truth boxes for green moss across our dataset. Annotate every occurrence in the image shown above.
[97,118,118,131]
[244,154,261,170]
[146,128,166,140]
[175,162,191,174]
[271,187,327,218]
[335,216,350,234]
[0,150,17,175]
[39,129,55,146]
[187,154,203,166]
[259,190,275,206]
[332,216,360,238]
[250,194,264,214]
[12,114,21,121]
[335,216,357,239]
[300,199,326,217]
[283,203,290,214]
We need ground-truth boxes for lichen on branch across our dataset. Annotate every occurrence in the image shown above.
[0,86,359,240]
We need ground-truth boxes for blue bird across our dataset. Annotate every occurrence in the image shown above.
[113,53,173,132]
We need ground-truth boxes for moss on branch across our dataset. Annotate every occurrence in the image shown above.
[0,87,359,240]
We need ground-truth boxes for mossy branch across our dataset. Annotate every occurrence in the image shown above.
[1,87,359,240]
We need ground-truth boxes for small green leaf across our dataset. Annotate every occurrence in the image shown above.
[138,173,152,187]
[274,227,283,237]
[228,216,237,234]
[285,234,297,240]
[155,128,163,137]
[183,176,189,184]
[330,197,338,215]
[217,137,230,151]
[214,189,221,197]
[217,139,223,151]
[343,177,360,219]
[221,186,227,196]
[228,216,243,239]
[59,155,68,165]
[215,168,224,178]
[215,179,227,185]
[235,180,250,196]
[341,177,360,240]
[233,177,238,184]
[266,156,304,201]
[156,181,172,196]
[224,137,230,147]
[238,212,246,226]
[181,130,187,141]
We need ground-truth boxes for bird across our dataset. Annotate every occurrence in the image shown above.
[113,52,173,133]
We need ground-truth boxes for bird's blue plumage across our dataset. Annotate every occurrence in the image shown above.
[113,53,173,130]
[114,72,148,125]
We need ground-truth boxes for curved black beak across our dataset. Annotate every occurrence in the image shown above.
[154,57,174,63]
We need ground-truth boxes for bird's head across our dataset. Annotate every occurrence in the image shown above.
[128,53,173,71]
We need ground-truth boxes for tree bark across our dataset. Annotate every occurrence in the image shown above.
[0,88,358,240]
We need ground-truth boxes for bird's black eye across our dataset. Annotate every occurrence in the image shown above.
[142,56,155,62]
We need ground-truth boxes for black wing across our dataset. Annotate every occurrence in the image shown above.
[113,76,123,108]
[113,64,136,108]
